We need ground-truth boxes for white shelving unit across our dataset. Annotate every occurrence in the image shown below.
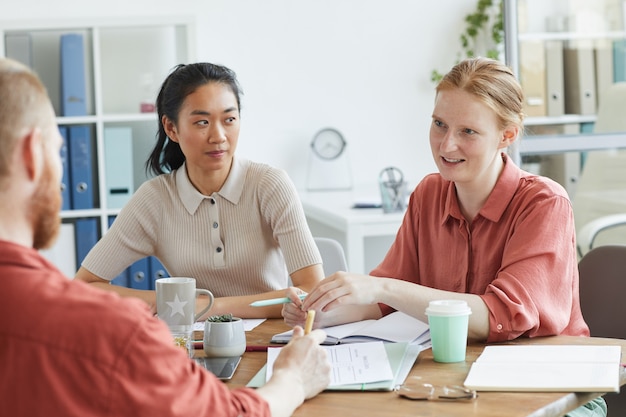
[505,0,626,132]
[1,17,195,275]
[503,0,626,199]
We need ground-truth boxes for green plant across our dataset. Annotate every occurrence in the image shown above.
[431,0,504,83]
[206,313,235,322]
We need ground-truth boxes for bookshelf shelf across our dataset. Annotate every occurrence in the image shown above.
[1,16,195,278]
[510,0,625,126]
[525,114,597,126]
[518,30,626,42]
[505,0,626,198]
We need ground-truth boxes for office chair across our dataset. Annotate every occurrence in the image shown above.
[577,213,626,258]
[578,245,626,414]
[314,237,348,277]
[573,82,626,258]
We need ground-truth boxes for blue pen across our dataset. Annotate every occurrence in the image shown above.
[249,293,307,307]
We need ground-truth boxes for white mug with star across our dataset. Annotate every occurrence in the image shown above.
[155,277,214,355]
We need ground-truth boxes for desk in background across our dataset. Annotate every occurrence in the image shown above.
[299,189,405,273]
[197,319,626,417]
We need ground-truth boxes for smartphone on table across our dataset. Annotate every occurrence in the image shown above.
[194,356,242,380]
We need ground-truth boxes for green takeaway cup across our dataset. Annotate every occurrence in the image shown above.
[425,300,472,363]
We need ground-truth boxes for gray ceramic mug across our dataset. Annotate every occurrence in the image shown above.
[155,277,214,333]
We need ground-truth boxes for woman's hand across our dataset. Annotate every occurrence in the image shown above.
[282,273,383,328]
[282,287,309,327]
[301,272,381,312]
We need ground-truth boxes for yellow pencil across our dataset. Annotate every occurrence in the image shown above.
[304,310,315,335]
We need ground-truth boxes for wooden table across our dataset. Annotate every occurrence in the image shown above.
[195,319,626,417]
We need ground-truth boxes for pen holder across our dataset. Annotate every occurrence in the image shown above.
[379,167,407,214]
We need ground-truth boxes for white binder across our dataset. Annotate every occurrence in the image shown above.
[519,40,546,117]
[563,46,597,115]
[594,42,614,110]
[104,127,134,209]
[545,40,565,117]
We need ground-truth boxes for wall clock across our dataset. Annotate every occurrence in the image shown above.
[306,127,352,191]
[311,128,347,160]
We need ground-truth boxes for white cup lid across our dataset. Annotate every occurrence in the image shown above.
[425,299,472,316]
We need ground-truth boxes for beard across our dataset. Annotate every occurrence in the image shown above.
[31,157,62,250]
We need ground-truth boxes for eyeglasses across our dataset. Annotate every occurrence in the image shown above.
[394,376,477,401]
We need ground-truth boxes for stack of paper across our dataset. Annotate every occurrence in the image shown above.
[248,341,422,391]
[464,345,621,392]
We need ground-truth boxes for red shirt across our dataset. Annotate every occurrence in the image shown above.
[373,154,589,342]
[0,241,269,417]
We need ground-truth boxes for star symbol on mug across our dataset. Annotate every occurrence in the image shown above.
[166,294,188,318]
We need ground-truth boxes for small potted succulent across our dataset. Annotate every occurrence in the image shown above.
[203,314,246,357]
[206,313,236,322]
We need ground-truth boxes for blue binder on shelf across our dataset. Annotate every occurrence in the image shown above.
[107,216,129,287]
[60,33,87,116]
[58,126,72,211]
[149,256,169,290]
[74,218,99,267]
[129,257,151,290]
[104,127,133,209]
[68,125,95,209]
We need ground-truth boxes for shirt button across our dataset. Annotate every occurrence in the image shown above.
[216,247,222,253]
[496,324,503,331]
[213,222,218,228]
[210,198,216,205]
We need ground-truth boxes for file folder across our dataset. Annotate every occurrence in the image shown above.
[107,216,129,287]
[129,257,150,290]
[149,256,169,290]
[74,218,99,267]
[563,46,597,115]
[5,33,33,68]
[594,44,614,110]
[545,40,565,117]
[39,222,77,278]
[58,126,72,211]
[612,39,626,82]
[60,33,87,116]
[68,125,95,209]
[519,40,546,117]
[464,345,621,393]
[103,127,134,209]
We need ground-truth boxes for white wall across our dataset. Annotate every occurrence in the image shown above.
[3,0,477,188]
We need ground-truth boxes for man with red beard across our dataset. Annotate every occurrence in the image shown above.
[0,58,330,416]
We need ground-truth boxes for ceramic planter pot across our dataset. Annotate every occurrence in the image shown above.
[203,317,246,357]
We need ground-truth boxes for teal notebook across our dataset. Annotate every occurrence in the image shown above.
[246,342,422,391]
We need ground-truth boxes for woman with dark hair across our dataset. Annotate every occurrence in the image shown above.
[76,63,324,319]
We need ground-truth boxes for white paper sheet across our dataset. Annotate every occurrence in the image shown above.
[193,318,266,332]
[265,341,394,386]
